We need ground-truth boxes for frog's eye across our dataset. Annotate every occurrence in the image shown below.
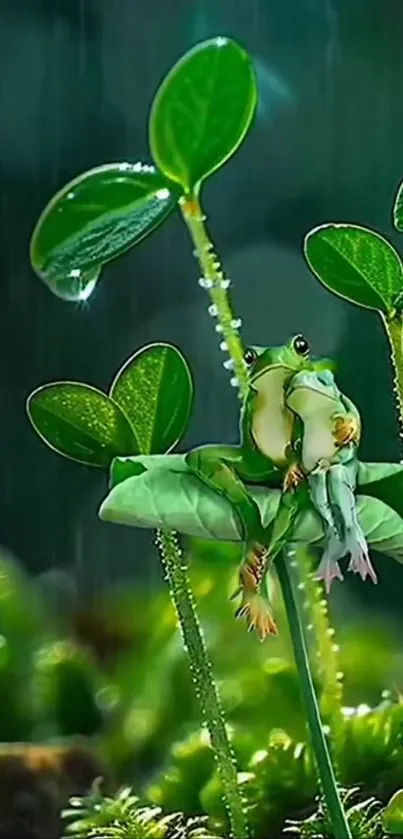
[243,347,257,366]
[292,334,310,357]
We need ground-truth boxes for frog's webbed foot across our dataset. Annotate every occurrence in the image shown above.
[283,463,305,493]
[316,531,344,594]
[346,530,378,584]
[233,543,277,640]
[332,414,360,447]
[235,593,278,641]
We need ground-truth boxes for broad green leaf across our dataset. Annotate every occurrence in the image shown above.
[304,224,403,314]
[109,342,193,455]
[30,163,179,301]
[99,459,403,564]
[393,181,403,232]
[27,382,138,467]
[149,37,257,193]
[383,790,403,835]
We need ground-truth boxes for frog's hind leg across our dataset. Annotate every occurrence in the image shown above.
[234,547,278,641]
[186,445,277,636]
[327,464,377,585]
[307,467,345,592]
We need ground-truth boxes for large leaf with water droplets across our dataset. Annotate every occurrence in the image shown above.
[304,224,403,314]
[27,382,138,467]
[30,163,180,301]
[149,38,257,193]
[109,342,193,455]
[99,455,403,564]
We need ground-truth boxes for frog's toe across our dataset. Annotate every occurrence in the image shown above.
[348,547,378,584]
[332,415,359,447]
[316,556,344,594]
[237,594,277,641]
[283,463,305,492]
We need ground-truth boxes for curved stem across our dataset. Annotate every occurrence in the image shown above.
[156,529,249,839]
[275,550,352,839]
[381,312,403,435]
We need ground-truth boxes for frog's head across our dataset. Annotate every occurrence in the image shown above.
[285,368,340,402]
[244,334,312,391]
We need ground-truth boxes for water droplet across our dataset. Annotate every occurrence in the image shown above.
[220,341,228,351]
[154,188,169,202]
[215,324,223,333]
[230,376,239,387]
[223,358,234,370]
[198,276,213,289]
[220,278,230,289]
[231,318,242,329]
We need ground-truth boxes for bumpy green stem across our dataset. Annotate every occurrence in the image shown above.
[382,313,403,435]
[180,196,249,398]
[276,550,352,839]
[298,549,344,736]
[156,529,249,839]
[180,193,350,838]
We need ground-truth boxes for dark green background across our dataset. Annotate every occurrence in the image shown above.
[0,0,402,615]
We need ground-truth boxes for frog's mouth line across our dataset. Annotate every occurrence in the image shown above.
[286,384,339,403]
[250,364,295,389]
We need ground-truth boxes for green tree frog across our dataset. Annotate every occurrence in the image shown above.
[285,368,377,593]
[185,335,353,639]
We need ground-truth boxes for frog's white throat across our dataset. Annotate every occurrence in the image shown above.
[251,366,294,467]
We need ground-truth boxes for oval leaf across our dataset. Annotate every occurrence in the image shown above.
[27,382,138,467]
[149,37,257,193]
[30,163,180,300]
[109,342,193,455]
[304,223,403,314]
[393,181,403,232]
[383,790,403,835]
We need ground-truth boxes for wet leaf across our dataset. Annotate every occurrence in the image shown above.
[30,163,179,300]
[109,343,193,455]
[149,37,257,194]
[100,459,403,564]
[383,789,403,834]
[304,223,403,314]
[27,382,138,467]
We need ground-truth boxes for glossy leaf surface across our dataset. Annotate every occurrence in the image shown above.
[304,223,403,314]
[110,342,193,455]
[149,37,257,193]
[100,456,403,565]
[27,382,138,467]
[30,163,179,300]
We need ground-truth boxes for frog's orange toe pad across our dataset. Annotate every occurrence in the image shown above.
[333,415,359,446]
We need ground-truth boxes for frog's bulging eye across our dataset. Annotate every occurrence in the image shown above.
[292,334,310,357]
[244,347,257,366]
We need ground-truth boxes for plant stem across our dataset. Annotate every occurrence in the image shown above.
[298,548,344,738]
[180,196,249,399]
[382,312,403,435]
[156,529,249,839]
[275,550,352,839]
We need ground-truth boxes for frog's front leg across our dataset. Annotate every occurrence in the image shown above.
[332,396,361,448]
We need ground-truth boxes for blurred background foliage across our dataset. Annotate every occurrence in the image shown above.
[0,538,402,837]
